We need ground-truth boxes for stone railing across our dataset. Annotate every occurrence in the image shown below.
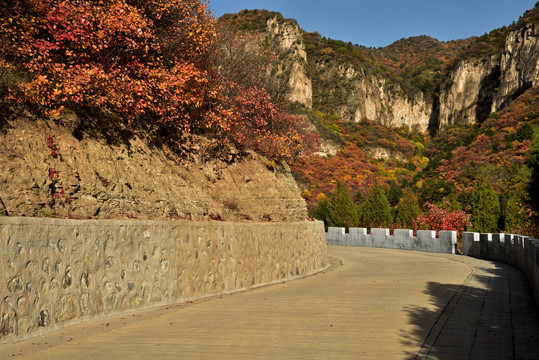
[462,232,539,306]
[326,227,458,254]
[0,217,328,341]
[326,227,539,307]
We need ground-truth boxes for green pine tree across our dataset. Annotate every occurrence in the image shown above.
[395,189,422,229]
[329,183,359,228]
[470,177,501,233]
[387,181,403,207]
[314,197,333,231]
[500,189,526,233]
[360,181,393,228]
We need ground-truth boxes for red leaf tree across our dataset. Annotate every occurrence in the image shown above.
[206,24,319,160]
[414,201,471,237]
[1,0,214,129]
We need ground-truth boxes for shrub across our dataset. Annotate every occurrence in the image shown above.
[314,197,332,231]
[414,201,471,237]
[395,190,421,229]
[360,182,393,228]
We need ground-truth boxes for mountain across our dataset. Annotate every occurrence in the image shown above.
[219,6,539,134]
[219,5,539,235]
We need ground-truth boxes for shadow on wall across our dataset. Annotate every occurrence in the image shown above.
[403,263,539,359]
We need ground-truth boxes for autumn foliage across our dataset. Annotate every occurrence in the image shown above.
[292,118,423,211]
[205,23,319,160]
[0,0,214,130]
[414,202,471,237]
[0,0,317,161]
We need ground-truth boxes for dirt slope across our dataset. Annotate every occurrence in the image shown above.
[0,115,308,222]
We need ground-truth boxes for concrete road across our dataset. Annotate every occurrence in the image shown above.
[1,246,538,359]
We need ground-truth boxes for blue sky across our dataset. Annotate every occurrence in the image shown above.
[209,0,536,48]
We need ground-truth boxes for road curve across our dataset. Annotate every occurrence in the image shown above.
[1,246,538,359]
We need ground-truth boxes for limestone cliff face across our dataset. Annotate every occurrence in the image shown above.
[438,56,500,127]
[364,146,408,162]
[263,14,538,133]
[438,23,539,128]
[266,18,313,108]
[496,23,539,110]
[311,62,432,131]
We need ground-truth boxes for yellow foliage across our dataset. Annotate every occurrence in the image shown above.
[301,190,312,200]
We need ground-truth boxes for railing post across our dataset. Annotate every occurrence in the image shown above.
[439,231,457,254]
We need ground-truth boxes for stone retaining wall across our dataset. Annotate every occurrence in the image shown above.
[326,227,458,254]
[0,217,328,341]
[462,232,539,307]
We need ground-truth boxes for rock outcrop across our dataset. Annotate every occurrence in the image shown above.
[496,23,539,110]
[438,56,501,127]
[266,17,313,108]
[438,23,539,128]
[311,62,432,131]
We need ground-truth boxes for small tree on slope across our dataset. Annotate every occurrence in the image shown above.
[469,176,501,233]
[329,183,359,228]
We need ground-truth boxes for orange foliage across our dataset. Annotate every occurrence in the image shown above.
[1,0,214,129]
[426,87,538,195]
[291,119,420,209]
[208,84,319,160]
[1,3,318,161]
[206,24,319,160]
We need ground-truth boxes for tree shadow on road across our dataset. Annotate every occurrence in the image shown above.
[401,262,539,359]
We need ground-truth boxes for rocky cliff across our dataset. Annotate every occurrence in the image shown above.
[0,114,308,222]
[438,56,501,127]
[266,17,312,108]
[250,10,538,133]
[310,62,432,131]
[438,23,539,128]
[496,23,539,111]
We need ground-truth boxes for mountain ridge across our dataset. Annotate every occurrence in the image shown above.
[219,5,538,133]
[219,6,539,235]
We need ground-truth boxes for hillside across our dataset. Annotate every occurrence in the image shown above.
[0,1,314,222]
[369,36,472,95]
[419,86,538,206]
[220,6,539,133]
[291,116,425,212]
[220,5,539,236]
[0,110,308,221]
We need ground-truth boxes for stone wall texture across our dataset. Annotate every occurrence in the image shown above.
[462,232,539,308]
[0,217,328,341]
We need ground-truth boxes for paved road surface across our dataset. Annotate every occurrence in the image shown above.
[1,246,539,359]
